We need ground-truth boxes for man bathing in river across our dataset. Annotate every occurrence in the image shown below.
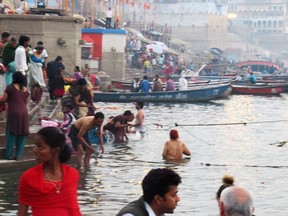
[162,129,191,160]
[69,112,105,168]
[103,110,135,143]
[130,102,145,137]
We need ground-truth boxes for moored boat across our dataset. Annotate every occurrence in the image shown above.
[111,78,233,92]
[94,83,232,103]
[231,84,285,95]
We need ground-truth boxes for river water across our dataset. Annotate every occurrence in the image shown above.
[1,94,288,215]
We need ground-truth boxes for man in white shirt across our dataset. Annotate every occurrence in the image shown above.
[15,35,30,78]
[105,7,113,29]
[117,168,181,216]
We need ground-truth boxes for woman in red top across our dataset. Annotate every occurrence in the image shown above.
[18,127,81,216]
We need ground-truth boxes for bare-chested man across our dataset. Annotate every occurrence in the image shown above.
[131,102,145,136]
[162,129,191,160]
[69,112,104,168]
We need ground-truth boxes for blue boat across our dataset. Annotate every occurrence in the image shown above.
[94,83,232,103]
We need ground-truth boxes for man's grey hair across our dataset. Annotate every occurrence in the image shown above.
[220,186,254,216]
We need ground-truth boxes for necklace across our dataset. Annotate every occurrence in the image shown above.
[45,173,62,194]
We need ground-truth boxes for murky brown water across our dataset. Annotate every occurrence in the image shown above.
[1,94,288,215]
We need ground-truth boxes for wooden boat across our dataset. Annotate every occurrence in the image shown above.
[94,83,232,103]
[111,78,234,92]
[231,84,285,95]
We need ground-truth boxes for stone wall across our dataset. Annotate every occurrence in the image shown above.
[101,32,126,80]
[0,15,82,74]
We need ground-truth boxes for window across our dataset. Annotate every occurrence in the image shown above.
[268,20,271,28]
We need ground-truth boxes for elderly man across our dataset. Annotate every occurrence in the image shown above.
[219,186,254,216]
[117,168,181,216]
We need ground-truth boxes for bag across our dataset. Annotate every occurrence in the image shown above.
[61,93,74,107]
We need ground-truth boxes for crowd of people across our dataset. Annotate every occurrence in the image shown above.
[0,32,102,162]
[127,48,189,76]
[131,74,187,93]
[0,31,255,215]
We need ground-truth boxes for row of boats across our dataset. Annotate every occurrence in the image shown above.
[93,75,288,103]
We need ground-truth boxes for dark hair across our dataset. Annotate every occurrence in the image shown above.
[75,66,80,71]
[10,37,17,42]
[94,112,104,119]
[1,32,10,39]
[12,72,26,90]
[143,75,148,80]
[78,78,87,86]
[216,175,235,200]
[142,168,181,203]
[136,102,144,109]
[55,56,62,61]
[37,127,71,163]
[123,110,133,116]
[63,104,73,110]
[37,41,44,46]
[18,35,30,46]
[35,45,44,51]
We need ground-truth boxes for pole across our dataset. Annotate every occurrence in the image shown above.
[23,0,26,15]
[115,0,118,28]
[71,0,74,16]
[65,0,68,15]
[91,0,95,27]
[86,0,89,20]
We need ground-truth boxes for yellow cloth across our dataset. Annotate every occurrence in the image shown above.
[143,60,151,68]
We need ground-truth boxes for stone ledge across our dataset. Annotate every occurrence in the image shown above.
[0,14,77,22]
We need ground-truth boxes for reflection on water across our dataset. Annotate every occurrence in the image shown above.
[1,95,288,215]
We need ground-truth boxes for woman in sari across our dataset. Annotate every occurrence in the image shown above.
[0,72,29,160]
[29,45,46,103]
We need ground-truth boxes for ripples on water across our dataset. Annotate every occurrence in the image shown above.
[1,95,288,215]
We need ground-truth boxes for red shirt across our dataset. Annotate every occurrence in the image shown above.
[18,163,81,216]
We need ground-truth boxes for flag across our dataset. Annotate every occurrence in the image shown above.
[144,3,150,10]
[154,5,156,11]
[131,0,135,7]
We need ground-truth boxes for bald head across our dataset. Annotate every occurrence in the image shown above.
[220,186,254,216]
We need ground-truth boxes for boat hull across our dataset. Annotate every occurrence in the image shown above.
[231,84,285,95]
[94,83,232,103]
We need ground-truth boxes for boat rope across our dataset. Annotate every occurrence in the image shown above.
[269,140,288,147]
[175,119,288,127]
[178,125,215,146]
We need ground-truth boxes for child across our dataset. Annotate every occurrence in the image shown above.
[73,66,81,81]
[59,105,76,152]
[52,69,65,99]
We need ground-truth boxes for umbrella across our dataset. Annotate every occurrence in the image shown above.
[153,41,168,49]
[146,44,163,54]
[210,47,224,55]
[94,18,106,28]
